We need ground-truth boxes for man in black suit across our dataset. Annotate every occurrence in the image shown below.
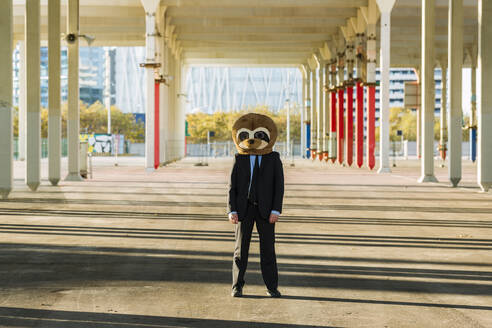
[227,113,284,298]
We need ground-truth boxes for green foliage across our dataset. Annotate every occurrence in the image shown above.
[13,101,144,142]
[185,105,302,143]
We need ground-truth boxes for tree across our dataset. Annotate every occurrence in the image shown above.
[185,106,302,144]
[14,101,144,142]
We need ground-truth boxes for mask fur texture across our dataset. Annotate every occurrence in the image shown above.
[232,113,278,155]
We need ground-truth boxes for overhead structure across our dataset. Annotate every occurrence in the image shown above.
[2,0,490,197]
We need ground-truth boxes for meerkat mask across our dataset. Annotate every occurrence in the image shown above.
[232,113,278,155]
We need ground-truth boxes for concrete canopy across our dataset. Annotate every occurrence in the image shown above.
[12,0,478,66]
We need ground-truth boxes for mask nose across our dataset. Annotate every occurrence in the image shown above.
[248,139,254,145]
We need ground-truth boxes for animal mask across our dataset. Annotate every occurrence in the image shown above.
[232,113,278,155]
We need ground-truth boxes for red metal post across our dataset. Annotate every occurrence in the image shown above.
[346,85,354,166]
[337,87,344,164]
[154,82,160,169]
[330,90,337,163]
[367,85,376,170]
[356,82,364,168]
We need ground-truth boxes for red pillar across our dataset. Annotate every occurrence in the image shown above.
[337,87,344,164]
[367,85,376,170]
[356,82,364,168]
[330,90,337,163]
[346,85,354,166]
[154,82,160,169]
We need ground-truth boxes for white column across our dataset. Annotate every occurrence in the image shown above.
[439,60,447,164]
[301,69,306,158]
[104,48,111,134]
[18,41,27,161]
[419,0,438,183]
[310,66,317,156]
[323,62,330,157]
[143,10,157,170]
[159,77,168,164]
[329,61,337,160]
[25,0,41,191]
[159,23,168,164]
[317,61,324,158]
[167,50,175,161]
[65,0,82,181]
[48,0,61,186]
[305,68,311,157]
[0,0,13,199]
[178,61,187,159]
[478,0,492,192]
[376,0,396,173]
[448,0,462,187]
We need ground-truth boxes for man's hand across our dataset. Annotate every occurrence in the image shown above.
[269,213,279,224]
[229,212,239,224]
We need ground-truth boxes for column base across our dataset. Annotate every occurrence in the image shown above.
[0,189,11,200]
[377,167,392,174]
[479,182,491,193]
[450,177,461,187]
[49,178,60,186]
[145,167,155,173]
[27,181,40,191]
[418,175,438,183]
[65,173,83,182]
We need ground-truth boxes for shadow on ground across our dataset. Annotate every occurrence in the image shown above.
[0,307,334,328]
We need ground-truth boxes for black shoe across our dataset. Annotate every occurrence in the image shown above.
[231,286,243,297]
[267,289,281,298]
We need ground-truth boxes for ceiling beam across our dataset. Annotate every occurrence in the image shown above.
[169,16,348,27]
[162,0,368,8]
[167,7,358,18]
[177,34,332,42]
[175,26,338,34]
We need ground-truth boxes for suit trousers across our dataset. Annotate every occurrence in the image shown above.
[232,203,278,291]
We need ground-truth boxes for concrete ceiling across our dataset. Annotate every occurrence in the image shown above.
[12,0,479,67]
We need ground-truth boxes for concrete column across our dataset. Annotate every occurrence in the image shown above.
[377,6,395,173]
[144,10,157,170]
[323,62,330,161]
[25,0,41,190]
[65,0,82,181]
[0,0,13,199]
[317,61,324,161]
[366,23,377,170]
[478,0,492,192]
[337,52,345,165]
[329,61,337,162]
[413,67,422,159]
[419,0,438,183]
[301,69,306,158]
[439,60,448,162]
[310,66,317,159]
[179,62,187,159]
[470,56,477,162]
[448,0,462,187]
[18,41,27,161]
[159,74,168,164]
[48,0,61,186]
[345,36,355,167]
[305,68,311,158]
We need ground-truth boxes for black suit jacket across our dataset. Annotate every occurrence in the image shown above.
[227,152,284,221]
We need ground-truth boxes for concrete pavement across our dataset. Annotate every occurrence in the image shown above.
[0,157,491,327]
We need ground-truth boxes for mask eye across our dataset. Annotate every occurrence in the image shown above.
[254,131,270,142]
[239,131,249,141]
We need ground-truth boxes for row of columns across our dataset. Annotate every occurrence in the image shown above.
[142,0,186,171]
[0,0,186,198]
[1,0,81,199]
[301,0,492,192]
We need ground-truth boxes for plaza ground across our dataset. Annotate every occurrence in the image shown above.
[0,156,491,327]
